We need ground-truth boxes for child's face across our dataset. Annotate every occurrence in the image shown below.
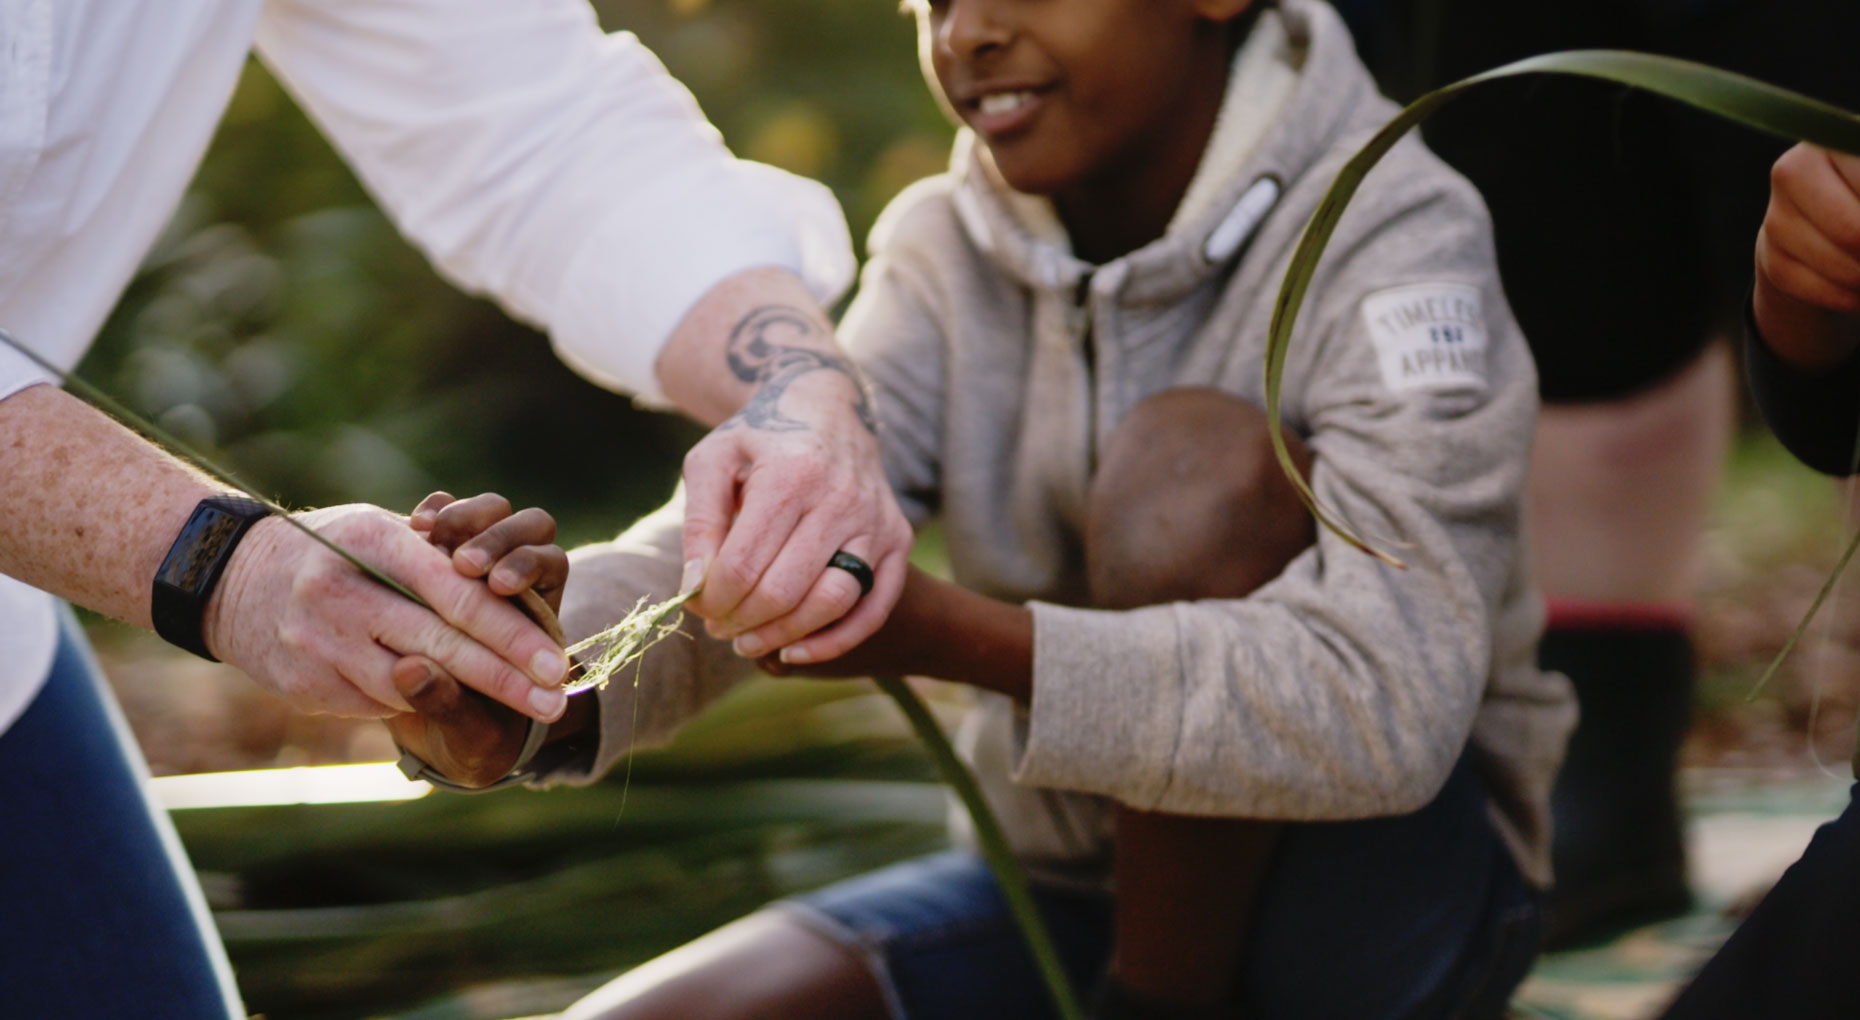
[913,0,1247,198]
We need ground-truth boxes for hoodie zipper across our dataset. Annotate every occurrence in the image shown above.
[1073,270,1097,475]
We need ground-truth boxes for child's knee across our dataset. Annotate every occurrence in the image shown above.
[1086,388,1314,609]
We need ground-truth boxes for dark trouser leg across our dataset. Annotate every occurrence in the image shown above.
[0,607,243,1018]
[1659,784,1860,1020]
[1083,388,1313,1017]
[1539,614,1695,947]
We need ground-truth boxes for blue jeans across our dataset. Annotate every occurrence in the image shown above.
[786,757,1542,1020]
[0,608,242,1018]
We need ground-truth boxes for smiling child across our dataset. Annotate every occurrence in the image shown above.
[398,1,1575,1017]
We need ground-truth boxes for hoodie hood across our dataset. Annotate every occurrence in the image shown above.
[946,0,1373,306]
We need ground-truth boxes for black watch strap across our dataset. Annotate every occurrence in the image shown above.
[152,495,273,662]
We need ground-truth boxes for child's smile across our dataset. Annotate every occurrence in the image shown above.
[965,84,1051,140]
[914,0,1250,261]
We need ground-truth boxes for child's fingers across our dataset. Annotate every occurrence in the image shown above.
[452,506,560,577]
[411,491,457,534]
[429,492,517,564]
[486,545,570,613]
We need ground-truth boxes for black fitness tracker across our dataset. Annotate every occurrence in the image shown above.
[151,495,272,661]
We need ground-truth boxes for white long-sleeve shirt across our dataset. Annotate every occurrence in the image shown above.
[0,0,855,735]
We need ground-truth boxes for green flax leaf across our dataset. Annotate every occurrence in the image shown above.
[874,676,1087,1020]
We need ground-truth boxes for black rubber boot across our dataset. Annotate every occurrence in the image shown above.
[1541,623,1695,949]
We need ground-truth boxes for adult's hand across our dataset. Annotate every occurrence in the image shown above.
[655,268,913,668]
[1754,144,1860,370]
[203,505,571,721]
[0,387,570,722]
[757,565,1034,704]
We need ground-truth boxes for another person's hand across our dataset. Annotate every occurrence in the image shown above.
[202,504,572,721]
[678,311,913,669]
[1754,143,1860,369]
[754,561,927,681]
[387,491,585,787]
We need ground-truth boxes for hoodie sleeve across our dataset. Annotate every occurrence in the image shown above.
[533,492,757,786]
[1014,181,1539,820]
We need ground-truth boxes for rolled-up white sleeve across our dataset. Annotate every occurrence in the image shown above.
[253,0,854,404]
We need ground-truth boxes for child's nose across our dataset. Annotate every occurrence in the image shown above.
[939,0,1013,60]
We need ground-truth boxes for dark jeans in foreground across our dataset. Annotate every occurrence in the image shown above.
[0,607,241,1018]
[786,755,1543,1020]
[1660,782,1860,1020]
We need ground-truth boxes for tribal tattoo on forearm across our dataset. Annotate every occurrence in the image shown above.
[720,304,877,435]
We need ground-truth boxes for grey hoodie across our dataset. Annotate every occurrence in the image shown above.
[552,0,1575,890]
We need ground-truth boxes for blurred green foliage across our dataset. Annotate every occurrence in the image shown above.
[81,0,952,548]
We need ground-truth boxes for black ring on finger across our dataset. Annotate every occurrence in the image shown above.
[827,550,875,598]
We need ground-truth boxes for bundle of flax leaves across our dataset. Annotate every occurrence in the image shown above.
[12,50,1860,1020]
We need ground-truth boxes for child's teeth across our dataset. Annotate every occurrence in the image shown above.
[979,91,1032,116]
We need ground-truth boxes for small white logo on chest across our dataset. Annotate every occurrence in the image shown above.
[1360,283,1488,394]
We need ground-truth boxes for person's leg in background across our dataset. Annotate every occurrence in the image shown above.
[1526,343,1736,944]
[1447,0,1860,946]
[1409,0,1732,944]
[1333,0,1860,946]
[0,606,245,1018]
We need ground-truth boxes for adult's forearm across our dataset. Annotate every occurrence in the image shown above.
[0,384,218,627]
[0,383,570,721]
[656,266,914,667]
[653,266,868,427]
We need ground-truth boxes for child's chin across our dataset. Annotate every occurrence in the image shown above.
[988,153,1068,197]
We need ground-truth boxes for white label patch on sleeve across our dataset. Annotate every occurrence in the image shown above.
[1360,283,1489,394]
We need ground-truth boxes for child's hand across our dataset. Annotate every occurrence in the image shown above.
[409,491,568,614]
[1755,144,1860,369]
[385,491,576,786]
